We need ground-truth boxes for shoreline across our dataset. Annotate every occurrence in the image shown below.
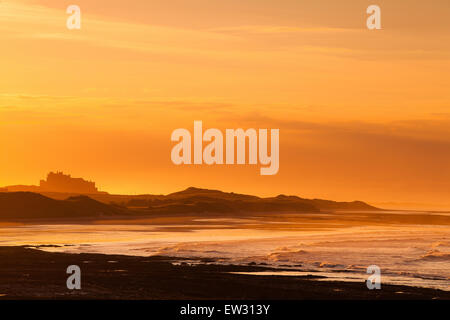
[0,246,448,300]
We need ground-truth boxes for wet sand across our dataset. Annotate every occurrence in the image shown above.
[0,246,448,300]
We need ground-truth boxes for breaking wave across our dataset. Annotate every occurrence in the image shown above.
[419,250,450,261]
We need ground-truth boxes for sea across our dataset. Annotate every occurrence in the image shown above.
[0,210,449,291]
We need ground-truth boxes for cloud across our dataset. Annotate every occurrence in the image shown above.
[218,112,450,145]
[209,25,359,35]
[0,1,239,55]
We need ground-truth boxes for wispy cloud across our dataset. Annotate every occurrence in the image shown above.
[210,25,360,35]
[2,1,448,64]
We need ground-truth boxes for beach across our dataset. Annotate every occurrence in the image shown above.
[0,210,449,299]
[0,246,449,300]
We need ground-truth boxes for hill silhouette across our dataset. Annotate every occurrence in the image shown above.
[0,192,124,219]
[124,187,379,214]
[0,187,379,220]
[1,172,379,214]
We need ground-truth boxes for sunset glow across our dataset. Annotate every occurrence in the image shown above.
[1,0,450,208]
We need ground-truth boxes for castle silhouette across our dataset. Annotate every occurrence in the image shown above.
[39,171,99,194]
[2,172,104,194]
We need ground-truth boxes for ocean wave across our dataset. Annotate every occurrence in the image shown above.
[346,265,367,271]
[266,249,308,262]
[154,244,197,254]
[419,250,450,261]
[431,241,449,249]
[316,262,345,268]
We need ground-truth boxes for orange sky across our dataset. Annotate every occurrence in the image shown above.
[1,0,450,209]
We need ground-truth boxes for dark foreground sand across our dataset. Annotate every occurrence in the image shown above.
[0,246,448,300]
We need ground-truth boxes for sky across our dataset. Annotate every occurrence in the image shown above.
[1,0,450,209]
